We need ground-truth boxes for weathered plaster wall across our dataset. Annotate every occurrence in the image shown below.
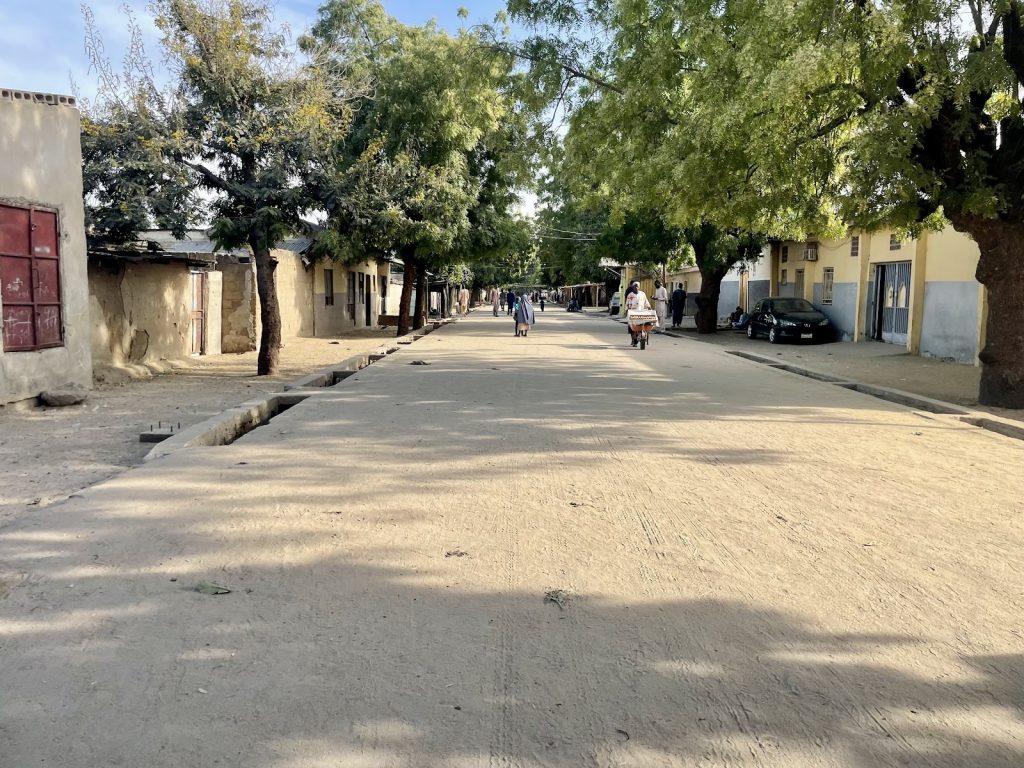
[205,270,222,356]
[88,261,192,366]
[313,263,348,336]
[0,92,92,404]
[221,261,258,352]
[275,251,314,339]
[920,281,980,363]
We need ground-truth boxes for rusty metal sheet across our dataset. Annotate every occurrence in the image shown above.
[0,204,30,256]
[1,255,32,302]
[34,258,61,303]
[35,305,62,347]
[2,305,35,351]
[30,208,58,258]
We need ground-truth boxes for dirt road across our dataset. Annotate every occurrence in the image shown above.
[1,312,1022,767]
[0,330,395,525]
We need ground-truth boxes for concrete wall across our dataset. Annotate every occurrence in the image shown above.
[0,91,92,404]
[313,262,349,336]
[812,281,858,340]
[276,251,314,339]
[221,261,258,353]
[920,281,980,362]
[717,281,740,319]
[748,280,771,309]
[89,262,223,365]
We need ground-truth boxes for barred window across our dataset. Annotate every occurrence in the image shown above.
[822,267,834,305]
[781,245,789,262]
[889,234,902,250]
[850,235,859,257]
[781,269,788,285]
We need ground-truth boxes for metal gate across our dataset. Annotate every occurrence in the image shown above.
[873,261,911,345]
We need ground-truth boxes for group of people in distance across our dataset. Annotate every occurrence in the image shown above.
[625,279,689,330]
[490,287,538,337]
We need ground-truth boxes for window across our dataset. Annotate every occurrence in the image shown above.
[347,271,356,319]
[889,234,902,250]
[1,203,63,352]
[850,235,859,257]
[323,268,334,306]
[822,267,834,305]
[781,269,788,285]
[781,245,789,262]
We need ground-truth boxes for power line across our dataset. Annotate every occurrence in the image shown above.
[536,234,597,241]
[535,224,604,237]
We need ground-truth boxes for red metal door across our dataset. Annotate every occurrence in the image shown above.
[1,204,62,351]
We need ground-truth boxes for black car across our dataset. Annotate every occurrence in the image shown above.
[746,297,832,343]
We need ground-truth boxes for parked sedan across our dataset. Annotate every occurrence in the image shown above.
[746,297,832,343]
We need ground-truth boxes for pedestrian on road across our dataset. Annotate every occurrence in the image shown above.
[499,290,506,312]
[653,280,669,331]
[458,287,470,316]
[514,292,536,337]
[671,283,686,328]
[539,295,545,312]
[490,287,500,317]
[624,281,652,346]
[506,289,516,316]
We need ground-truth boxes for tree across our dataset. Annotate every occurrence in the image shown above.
[82,0,353,374]
[507,0,832,332]
[306,0,523,336]
[690,0,1024,407]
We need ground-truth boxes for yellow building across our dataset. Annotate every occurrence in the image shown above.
[753,226,984,363]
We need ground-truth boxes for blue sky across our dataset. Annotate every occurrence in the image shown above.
[0,1,509,97]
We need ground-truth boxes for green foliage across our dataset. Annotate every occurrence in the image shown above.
[305,0,530,275]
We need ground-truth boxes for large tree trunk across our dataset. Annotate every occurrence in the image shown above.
[413,259,428,330]
[397,250,416,337]
[955,215,1024,408]
[250,229,281,375]
[695,262,728,334]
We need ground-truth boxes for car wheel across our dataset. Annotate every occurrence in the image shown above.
[746,324,755,339]
[768,326,779,344]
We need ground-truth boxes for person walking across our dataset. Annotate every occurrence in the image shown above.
[499,290,506,312]
[539,295,545,312]
[506,288,516,316]
[490,286,500,317]
[514,292,536,337]
[671,282,686,328]
[653,280,669,331]
[624,281,652,346]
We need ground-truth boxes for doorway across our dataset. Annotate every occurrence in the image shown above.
[871,261,912,345]
[190,271,206,355]
[364,273,372,326]
[794,268,805,299]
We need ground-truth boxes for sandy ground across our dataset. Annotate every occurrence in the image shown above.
[1,312,1023,767]
[590,307,1021,421]
[0,329,397,526]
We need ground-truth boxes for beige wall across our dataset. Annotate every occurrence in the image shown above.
[275,250,314,339]
[0,91,92,404]
[221,260,258,352]
[89,261,222,365]
[312,262,349,336]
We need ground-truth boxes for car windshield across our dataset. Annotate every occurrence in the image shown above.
[772,298,816,313]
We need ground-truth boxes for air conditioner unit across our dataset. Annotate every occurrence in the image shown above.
[803,247,818,261]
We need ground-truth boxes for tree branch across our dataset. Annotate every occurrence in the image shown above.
[484,43,623,95]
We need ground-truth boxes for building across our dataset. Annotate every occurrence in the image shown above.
[0,89,92,405]
[717,227,985,363]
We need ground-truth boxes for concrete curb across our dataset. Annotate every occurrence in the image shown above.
[144,320,456,461]
[591,311,1024,441]
[719,349,1024,441]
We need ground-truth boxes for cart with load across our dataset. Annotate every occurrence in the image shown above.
[627,309,658,350]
